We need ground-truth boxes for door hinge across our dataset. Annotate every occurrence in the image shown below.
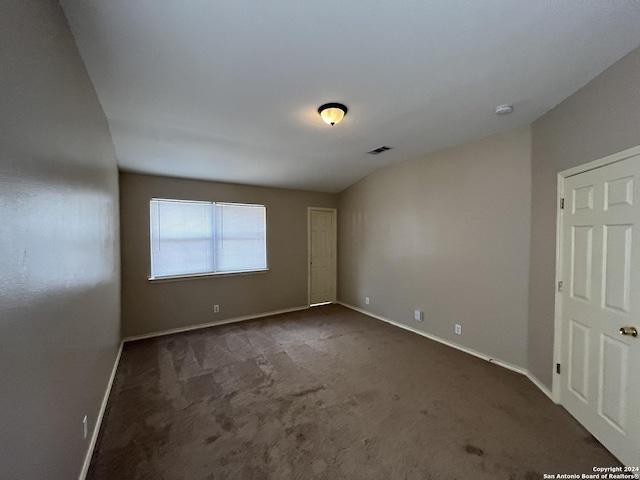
[556,363,561,374]
[560,198,565,209]
[558,281,563,292]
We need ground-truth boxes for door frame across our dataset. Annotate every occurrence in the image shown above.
[552,144,640,403]
[307,207,337,306]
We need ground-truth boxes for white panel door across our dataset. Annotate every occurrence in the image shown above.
[560,155,640,466]
[309,209,335,305]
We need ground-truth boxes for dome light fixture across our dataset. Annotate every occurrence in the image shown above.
[318,103,348,126]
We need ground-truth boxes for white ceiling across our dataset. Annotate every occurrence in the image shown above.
[60,0,640,193]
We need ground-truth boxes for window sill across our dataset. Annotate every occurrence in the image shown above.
[148,269,269,283]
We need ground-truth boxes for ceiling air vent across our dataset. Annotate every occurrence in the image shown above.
[367,145,393,155]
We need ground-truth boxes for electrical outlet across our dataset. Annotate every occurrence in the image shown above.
[414,310,423,322]
[82,415,88,440]
[214,304,220,313]
[365,297,370,305]
[455,324,462,335]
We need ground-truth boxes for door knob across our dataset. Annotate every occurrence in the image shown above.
[619,326,638,337]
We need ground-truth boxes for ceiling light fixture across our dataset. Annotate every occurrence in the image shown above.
[494,104,514,116]
[318,103,348,126]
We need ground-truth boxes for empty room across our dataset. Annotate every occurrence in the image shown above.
[2,1,640,479]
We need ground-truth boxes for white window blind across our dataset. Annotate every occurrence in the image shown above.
[150,199,267,279]
[214,203,267,273]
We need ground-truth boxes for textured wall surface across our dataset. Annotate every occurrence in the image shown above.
[529,47,640,388]
[338,128,531,368]
[119,173,337,338]
[0,1,121,478]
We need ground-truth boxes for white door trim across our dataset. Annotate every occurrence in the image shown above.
[307,207,337,306]
[552,144,640,403]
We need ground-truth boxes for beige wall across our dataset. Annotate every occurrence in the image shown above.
[529,47,640,388]
[0,1,121,478]
[338,127,532,368]
[120,173,337,337]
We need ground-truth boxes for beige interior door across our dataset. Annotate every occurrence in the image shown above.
[560,155,640,466]
[309,209,336,305]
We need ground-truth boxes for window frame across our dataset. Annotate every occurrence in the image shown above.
[148,198,269,281]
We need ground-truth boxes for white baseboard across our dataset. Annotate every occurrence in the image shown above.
[339,302,554,399]
[78,341,123,480]
[123,305,310,343]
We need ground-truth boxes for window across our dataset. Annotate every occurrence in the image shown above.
[149,198,267,279]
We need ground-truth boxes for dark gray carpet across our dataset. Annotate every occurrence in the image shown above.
[88,304,619,479]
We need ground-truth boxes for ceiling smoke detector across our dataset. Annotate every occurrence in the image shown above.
[494,104,514,116]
